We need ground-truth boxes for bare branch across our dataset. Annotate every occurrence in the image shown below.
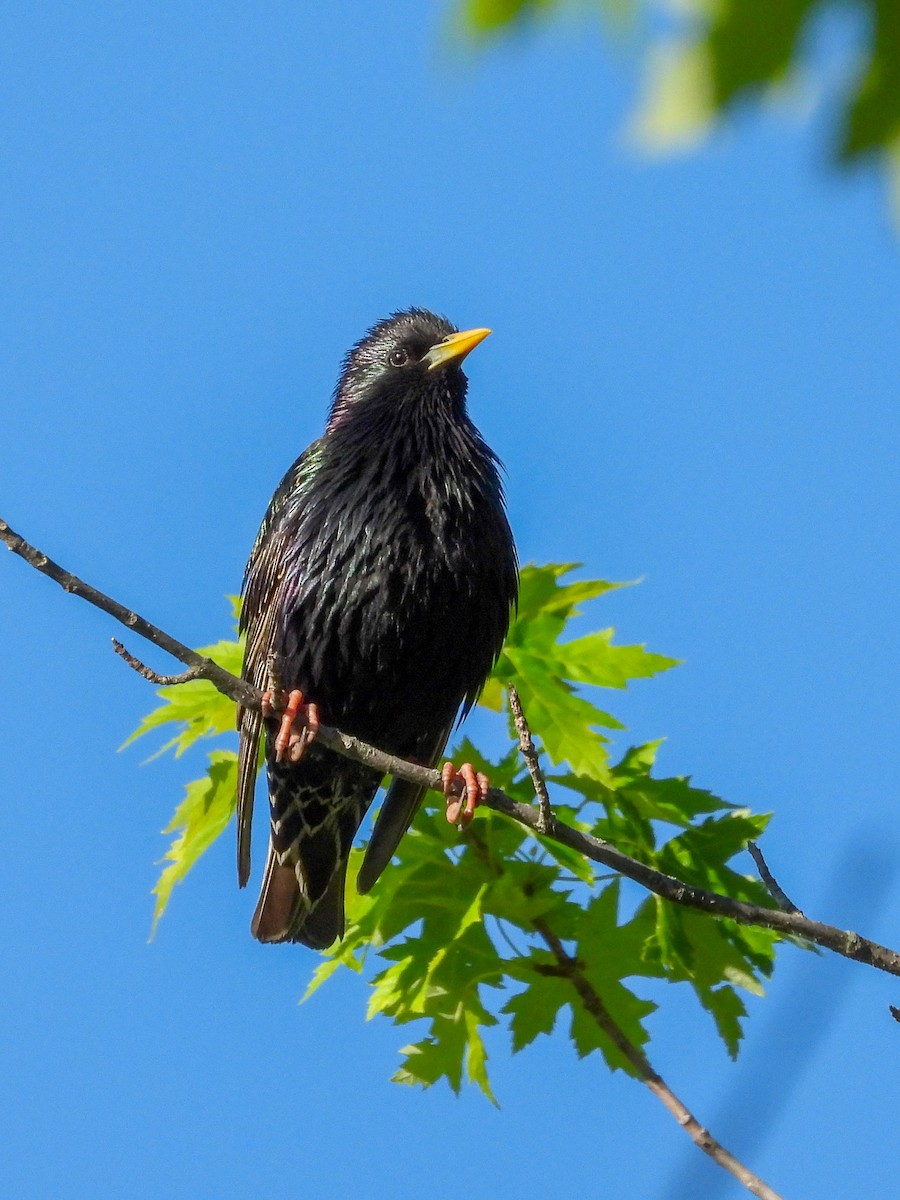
[748,841,803,916]
[5,514,900,979]
[0,517,259,710]
[508,683,553,833]
[112,640,204,687]
[533,920,784,1199]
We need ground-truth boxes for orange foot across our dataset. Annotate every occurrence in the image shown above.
[262,688,321,764]
[442,761,490,827]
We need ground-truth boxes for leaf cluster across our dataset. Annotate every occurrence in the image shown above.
[128,566,780,1100]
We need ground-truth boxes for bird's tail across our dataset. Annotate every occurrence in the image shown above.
[251,847,348,948]
[251,743,379,949]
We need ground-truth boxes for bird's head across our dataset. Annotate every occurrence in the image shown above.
[328,308,491,431]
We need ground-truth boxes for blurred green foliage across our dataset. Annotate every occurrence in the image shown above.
[457,0,900,213]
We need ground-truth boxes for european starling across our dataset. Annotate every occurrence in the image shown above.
[236,308,518,948]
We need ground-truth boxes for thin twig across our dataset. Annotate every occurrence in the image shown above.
[508,683,553,833]
[533,920,784,1200]
[5,514,900,978]
[112,640,204,687]
[0,517,258,710]
[748,841,803,916]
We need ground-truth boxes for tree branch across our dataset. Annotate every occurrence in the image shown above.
[5,514,900,978]
[747,841,803,916]
[0,518,258,709]
[533,919,784,1200]
[508,683,553,832]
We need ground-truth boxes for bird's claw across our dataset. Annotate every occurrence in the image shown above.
[262,688,320,764]
[442,761,489,827]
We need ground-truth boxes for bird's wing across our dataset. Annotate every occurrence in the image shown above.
[356,718,454,895]
[236,442,323,888]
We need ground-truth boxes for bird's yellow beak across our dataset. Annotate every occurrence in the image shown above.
[423,327,491,371]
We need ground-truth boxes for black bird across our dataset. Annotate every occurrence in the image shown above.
[236,308,518,948]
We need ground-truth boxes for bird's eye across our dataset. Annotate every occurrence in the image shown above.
[388,347,409,367]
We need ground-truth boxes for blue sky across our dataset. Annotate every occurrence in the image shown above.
[2,4,898,1198]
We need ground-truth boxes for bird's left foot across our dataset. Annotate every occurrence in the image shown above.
[442,761,489,827]
[262,688,321,764]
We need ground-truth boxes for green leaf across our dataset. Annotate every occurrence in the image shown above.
[642,897,776,1056]
[393,1015,467,1093]
[486,565,674,783]
[632,37,716,154]
[706,0,818,106]
[483,862,582,938]
[841,2,900,160]
[612,745,736,827]
[302,949,362,1002]
[501,651,615,777]
[503,955,572,1051]
[569,884,659,1075]
[393,1006,497,1103]
[463,1008,497,1102]
[534,826,596,885]
[702,985,749,1060]
[460,0,635,39]
[122,635,244,758]
[150,750,237,935]
[514,563,625,623]
[656,810,773,898]
[477,674,506,712]
[568,987,656,1076]
[460,0,571,40]
[554,629,679,690]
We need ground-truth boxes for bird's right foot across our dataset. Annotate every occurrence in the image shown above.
[442,761,489,827]
[262,688,320,763]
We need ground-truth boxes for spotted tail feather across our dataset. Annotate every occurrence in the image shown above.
[251,742,380,948]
